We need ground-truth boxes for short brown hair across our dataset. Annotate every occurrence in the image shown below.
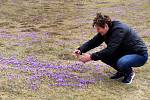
[93,13,112,28]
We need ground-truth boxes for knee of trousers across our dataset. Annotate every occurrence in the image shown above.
[117,59,130,71]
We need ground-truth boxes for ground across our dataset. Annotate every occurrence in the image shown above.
[0,0,150,100]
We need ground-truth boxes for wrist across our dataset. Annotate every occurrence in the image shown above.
[89,53,93,60]
[90,53,97,61]
[77,48,82,55]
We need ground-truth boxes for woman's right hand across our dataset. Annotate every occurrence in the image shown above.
[73,49,81,58]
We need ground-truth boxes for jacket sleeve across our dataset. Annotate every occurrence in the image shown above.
[91,28,126,61]
[77,33,104,55]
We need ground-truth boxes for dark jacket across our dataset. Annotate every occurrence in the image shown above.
[77,20,148,61]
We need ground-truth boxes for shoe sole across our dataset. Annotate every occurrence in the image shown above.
[125,73,135,84]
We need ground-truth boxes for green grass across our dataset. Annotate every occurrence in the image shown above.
[0,0,150,99]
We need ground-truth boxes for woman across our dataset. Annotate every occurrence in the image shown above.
[73,13,148,84]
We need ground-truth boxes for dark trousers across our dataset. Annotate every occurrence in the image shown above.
[100,52,148,74]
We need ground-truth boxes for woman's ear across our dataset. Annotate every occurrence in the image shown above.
[104,24,109,30]
[104,24,109,32]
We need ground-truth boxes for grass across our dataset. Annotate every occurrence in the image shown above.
[0,0,150,100]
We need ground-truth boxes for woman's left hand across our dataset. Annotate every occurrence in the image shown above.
[79,53,92,63]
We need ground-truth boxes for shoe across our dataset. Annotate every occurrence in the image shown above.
[110,71,125,79]
[122,72,135,84]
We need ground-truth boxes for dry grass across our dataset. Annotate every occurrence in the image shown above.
[0,0,150,100]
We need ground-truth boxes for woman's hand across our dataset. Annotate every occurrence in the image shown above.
[73,49,81,58]
[79,53,92,63]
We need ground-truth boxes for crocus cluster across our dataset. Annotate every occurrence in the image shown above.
[0,54,113,91]
[0,32,46,47]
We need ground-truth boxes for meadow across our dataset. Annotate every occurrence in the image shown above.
[0,0,150,100]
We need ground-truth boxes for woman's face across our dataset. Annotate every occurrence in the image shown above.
[95,24,109,36]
